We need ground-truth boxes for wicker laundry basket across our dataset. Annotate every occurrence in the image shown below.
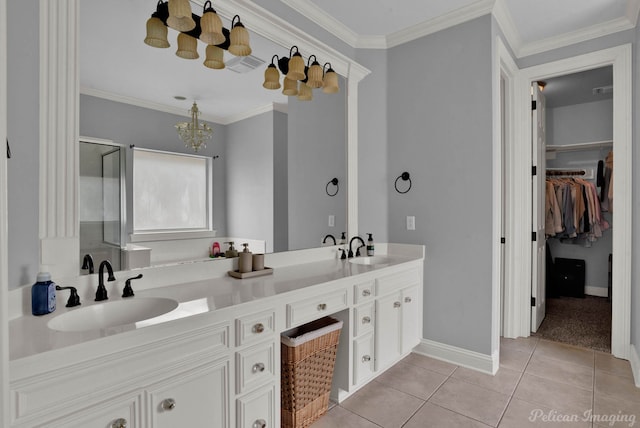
[280,316,343,428]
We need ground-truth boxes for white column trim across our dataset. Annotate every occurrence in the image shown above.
[509,45,632,360]
[39,0,80,279]
[0,0,9,423]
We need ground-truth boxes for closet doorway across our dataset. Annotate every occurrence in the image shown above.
[533,67,614,353]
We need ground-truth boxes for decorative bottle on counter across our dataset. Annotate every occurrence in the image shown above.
[32,272,57,316]
[224,242,238,258]
[366,233,375,256]
[239,243,253,273]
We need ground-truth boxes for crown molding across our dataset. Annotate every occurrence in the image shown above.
[224,103,288,124]
[492,0,522,56]
[386,0,495,48]
[517,16,636,58]
[626,0,640,23]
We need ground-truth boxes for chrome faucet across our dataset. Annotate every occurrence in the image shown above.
[95,260,115,301]
[81,253,94,274]
[322,234,336,245]
[348,236,365,258]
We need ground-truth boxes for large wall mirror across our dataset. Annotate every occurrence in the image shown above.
[78,0,350,271]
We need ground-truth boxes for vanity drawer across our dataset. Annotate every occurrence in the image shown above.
[236,382,275,428]
[375,269,420,296]
[235,341,275,394]
[286,289,348,327]
[353,303,374,337]
[353,280,375,304]
[353,332,375,386]
[235,310,276,347]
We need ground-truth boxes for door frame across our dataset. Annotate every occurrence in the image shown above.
[0,0,8,423]
[504,44,632,359]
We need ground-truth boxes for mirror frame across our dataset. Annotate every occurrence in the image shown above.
[39,0,370,280]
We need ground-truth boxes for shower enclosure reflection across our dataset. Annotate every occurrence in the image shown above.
[79,140,125,273]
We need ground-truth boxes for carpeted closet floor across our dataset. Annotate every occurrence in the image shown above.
[534,296,612,353]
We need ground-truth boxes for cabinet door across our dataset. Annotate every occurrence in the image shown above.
[147,359,230,428]
[375,292,402,371]
[401,285,421,353]
[37,393,142,428]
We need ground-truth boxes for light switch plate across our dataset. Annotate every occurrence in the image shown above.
[406,216,415,230]
[328,215,335,227]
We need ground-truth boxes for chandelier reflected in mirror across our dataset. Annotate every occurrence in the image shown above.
[176,101,212,152]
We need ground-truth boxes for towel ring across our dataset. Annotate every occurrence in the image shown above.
[394,172,412,194]
[326,178,339,197]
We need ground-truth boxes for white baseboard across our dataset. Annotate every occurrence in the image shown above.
[584,286,608,297]
[413,339,497,375]
[630,343,640,388]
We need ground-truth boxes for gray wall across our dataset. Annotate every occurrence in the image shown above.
[79,94,228,237]
[287,80,347,250]
[632,21,640,360]
[387,16,494,354]
[7,0,40,289]
[273,110,289,252]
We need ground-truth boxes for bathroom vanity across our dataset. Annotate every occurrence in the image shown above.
[8,244,424,427]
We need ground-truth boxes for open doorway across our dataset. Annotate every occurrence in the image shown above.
[533,67,614,353]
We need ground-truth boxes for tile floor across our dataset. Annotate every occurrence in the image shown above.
[311,337,640,427]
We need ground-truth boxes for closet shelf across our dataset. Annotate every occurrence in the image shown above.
[546,140,612,153]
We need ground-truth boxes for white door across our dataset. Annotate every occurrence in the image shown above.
[531,83,546,332]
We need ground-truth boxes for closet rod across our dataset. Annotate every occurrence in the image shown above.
[545,169,587,177]
[546,140,613,153]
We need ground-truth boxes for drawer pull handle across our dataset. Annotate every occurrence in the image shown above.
[405,297,412,303]
[362,289,371,297]
[253,323,265,334]
[394,301,402,308]
[317,303,327,311]
[161,398,176,411]
[362,316,371,324]
[362,355,371,362]
[111,418,127,428]
[253,419,267,428]
[252,362,266,373]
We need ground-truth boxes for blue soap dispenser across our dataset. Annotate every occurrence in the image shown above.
[32,271,57,315]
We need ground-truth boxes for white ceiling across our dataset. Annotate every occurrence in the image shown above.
[80,0,639,123]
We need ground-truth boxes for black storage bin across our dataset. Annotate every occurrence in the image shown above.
[553,258,585,298]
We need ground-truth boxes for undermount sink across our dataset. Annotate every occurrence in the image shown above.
[348,256,393,266]
[47,297,179,332]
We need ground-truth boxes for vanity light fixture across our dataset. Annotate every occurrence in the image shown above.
[262,47,340,100]
[144,0,251,72]
[175,101,213,152]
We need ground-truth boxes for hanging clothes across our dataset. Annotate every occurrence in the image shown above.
[600,151,613,212]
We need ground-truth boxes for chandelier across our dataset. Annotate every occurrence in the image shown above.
[175,102,212,152]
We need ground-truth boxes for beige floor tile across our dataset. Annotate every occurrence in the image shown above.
[375,361,448,400]
[451,366,522,396]
[595,352,634,379]
[533,340,594,369]
[341,381,424,428]
[501,336,539,355]
[500,346,532,372]
[593,392,640,428]
[429,377,510,427]
[311,406,380,428]
[404,402,491,428]
[525,353,593,391]
[594,370,640,403]
[402,352,458,376]
[514,373,592,415]
[499,398,591,428]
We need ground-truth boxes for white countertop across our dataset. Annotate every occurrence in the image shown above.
[9,245,424,362]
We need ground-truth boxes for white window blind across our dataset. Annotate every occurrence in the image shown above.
[133,148,211,233]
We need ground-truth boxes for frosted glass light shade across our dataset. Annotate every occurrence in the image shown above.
[200,8,225,45]
[229,18,251,56]
[306,62,324,89]
[322,70,339,94]
[144,16,170,48]
[176,33,199,59]
[297,82,312,101]
[167,0,195,32]
[286,53,305,81]
[262,65,281,89]
[203,45,225,69]
[282,77,298,96]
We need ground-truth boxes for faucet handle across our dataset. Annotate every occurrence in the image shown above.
[56,285,81,307]
[339,248,347,260]
[122,274,143,298]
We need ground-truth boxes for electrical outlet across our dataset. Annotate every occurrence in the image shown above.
[406,216,416,230]
[328,215,335,227]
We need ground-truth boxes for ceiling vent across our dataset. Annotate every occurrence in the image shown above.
[592,85,613,95]
[226,55,265,73]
